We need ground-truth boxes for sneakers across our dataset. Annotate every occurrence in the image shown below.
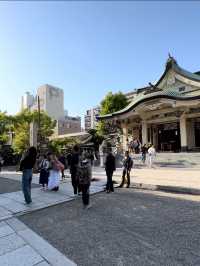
[83,204,92,210]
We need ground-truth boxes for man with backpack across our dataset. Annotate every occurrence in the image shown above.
[119,151,133,188]
[77,153,92,209]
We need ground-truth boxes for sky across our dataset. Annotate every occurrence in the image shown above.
[1,1,200,123]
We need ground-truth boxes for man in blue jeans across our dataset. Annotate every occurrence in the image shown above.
[20,147,37,204]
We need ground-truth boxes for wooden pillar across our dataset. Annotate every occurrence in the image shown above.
[122,124,128,152]
[142,120,148,145]
[180,116,188,151]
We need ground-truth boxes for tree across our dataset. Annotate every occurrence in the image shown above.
[87,129,104,151]
[12,109,56,154]
[100,91,128,115]
[48,137,79,154]
[97,92,128,135]
[0,111,13,146]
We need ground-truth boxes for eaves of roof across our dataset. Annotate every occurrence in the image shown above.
[97,90,200,120]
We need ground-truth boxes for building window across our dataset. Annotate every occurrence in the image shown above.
[179,87,185,92]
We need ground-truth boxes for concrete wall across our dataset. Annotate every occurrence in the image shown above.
[37,85,64,120]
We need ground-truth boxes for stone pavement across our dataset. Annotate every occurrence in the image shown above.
[19,189,200,266]
[0,177,105,222]
[0,172,106,266]
[0,165,199,223]
[0,166,199,266]
[0,218,76,266]
[92,167,200,194]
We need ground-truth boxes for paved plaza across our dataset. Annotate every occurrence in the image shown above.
[0,164,199,265]
[20,189,200,266]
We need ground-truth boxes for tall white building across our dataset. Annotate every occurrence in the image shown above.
[21,92,35,111]
[84,106,100,131]
[37,84,64,120]
[21,84,82,136]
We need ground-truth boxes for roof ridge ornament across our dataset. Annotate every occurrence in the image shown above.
[166,53,177,70]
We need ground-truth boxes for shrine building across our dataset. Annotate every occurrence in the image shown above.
[98,56,200,152]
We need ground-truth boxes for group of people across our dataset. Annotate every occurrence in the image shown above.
[19,145,93,209]
[105,150,133,192]
[20,149,65,204]
[19,143,154,208]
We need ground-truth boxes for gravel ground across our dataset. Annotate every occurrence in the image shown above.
[20,189,200,266]
[0,176,39,194]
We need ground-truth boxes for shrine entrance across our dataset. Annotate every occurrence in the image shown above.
[157,122,180,152]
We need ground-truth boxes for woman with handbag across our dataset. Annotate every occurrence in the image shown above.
[47,153,64,191]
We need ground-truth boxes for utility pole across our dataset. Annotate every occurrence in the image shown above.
[37,96,41,152]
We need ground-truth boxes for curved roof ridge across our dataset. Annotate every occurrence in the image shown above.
[173,63,200,82]
[155,56,200,86]
[97,89,200,120]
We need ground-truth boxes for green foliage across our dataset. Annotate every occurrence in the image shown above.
[13,109,56,154]
[0,111,12,145]
[0,109,55,154]
[87,129,104,151]
[48,137,79,154]
[13,123,29,154]
[97,92,128,135]
[100,91,128,115]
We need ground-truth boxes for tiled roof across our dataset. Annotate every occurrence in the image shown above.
[98,89,200,120]
[98,56,200,120]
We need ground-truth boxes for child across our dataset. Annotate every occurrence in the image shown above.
[77,155,92,209]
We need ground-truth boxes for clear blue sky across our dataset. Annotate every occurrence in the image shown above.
[1,1,200,121]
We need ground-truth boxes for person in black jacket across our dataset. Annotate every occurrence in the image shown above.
[20,146,37,204]
[119,151,133,188]
[70,145,80,195]
[105,150,116,193]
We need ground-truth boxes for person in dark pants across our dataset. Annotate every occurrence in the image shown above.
[20,147,37,204]
[77,156,91,209]
[70,145,80,195]
[105,150,116,193]
[141,144,148,164]
[119,151,133,188]
[66,152,72,169]
[39,154,49,190]
[59,154,66,180]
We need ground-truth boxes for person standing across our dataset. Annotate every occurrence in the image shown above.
[48,153,64,191]
[0,154,4,172]
[20,146,37,204]
[39,154,49,190]
[59,154,66,180]
[119,151,133,188]
[66,152,72,169]
[70,145,80,195]
[105,150,116,193]
[148,145,156,168]
[89,151,95,167]
[141,144,148,164]
[77,155,92,209]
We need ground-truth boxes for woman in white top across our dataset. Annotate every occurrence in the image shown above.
[47,153,64,191]
[148,145,156,168]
